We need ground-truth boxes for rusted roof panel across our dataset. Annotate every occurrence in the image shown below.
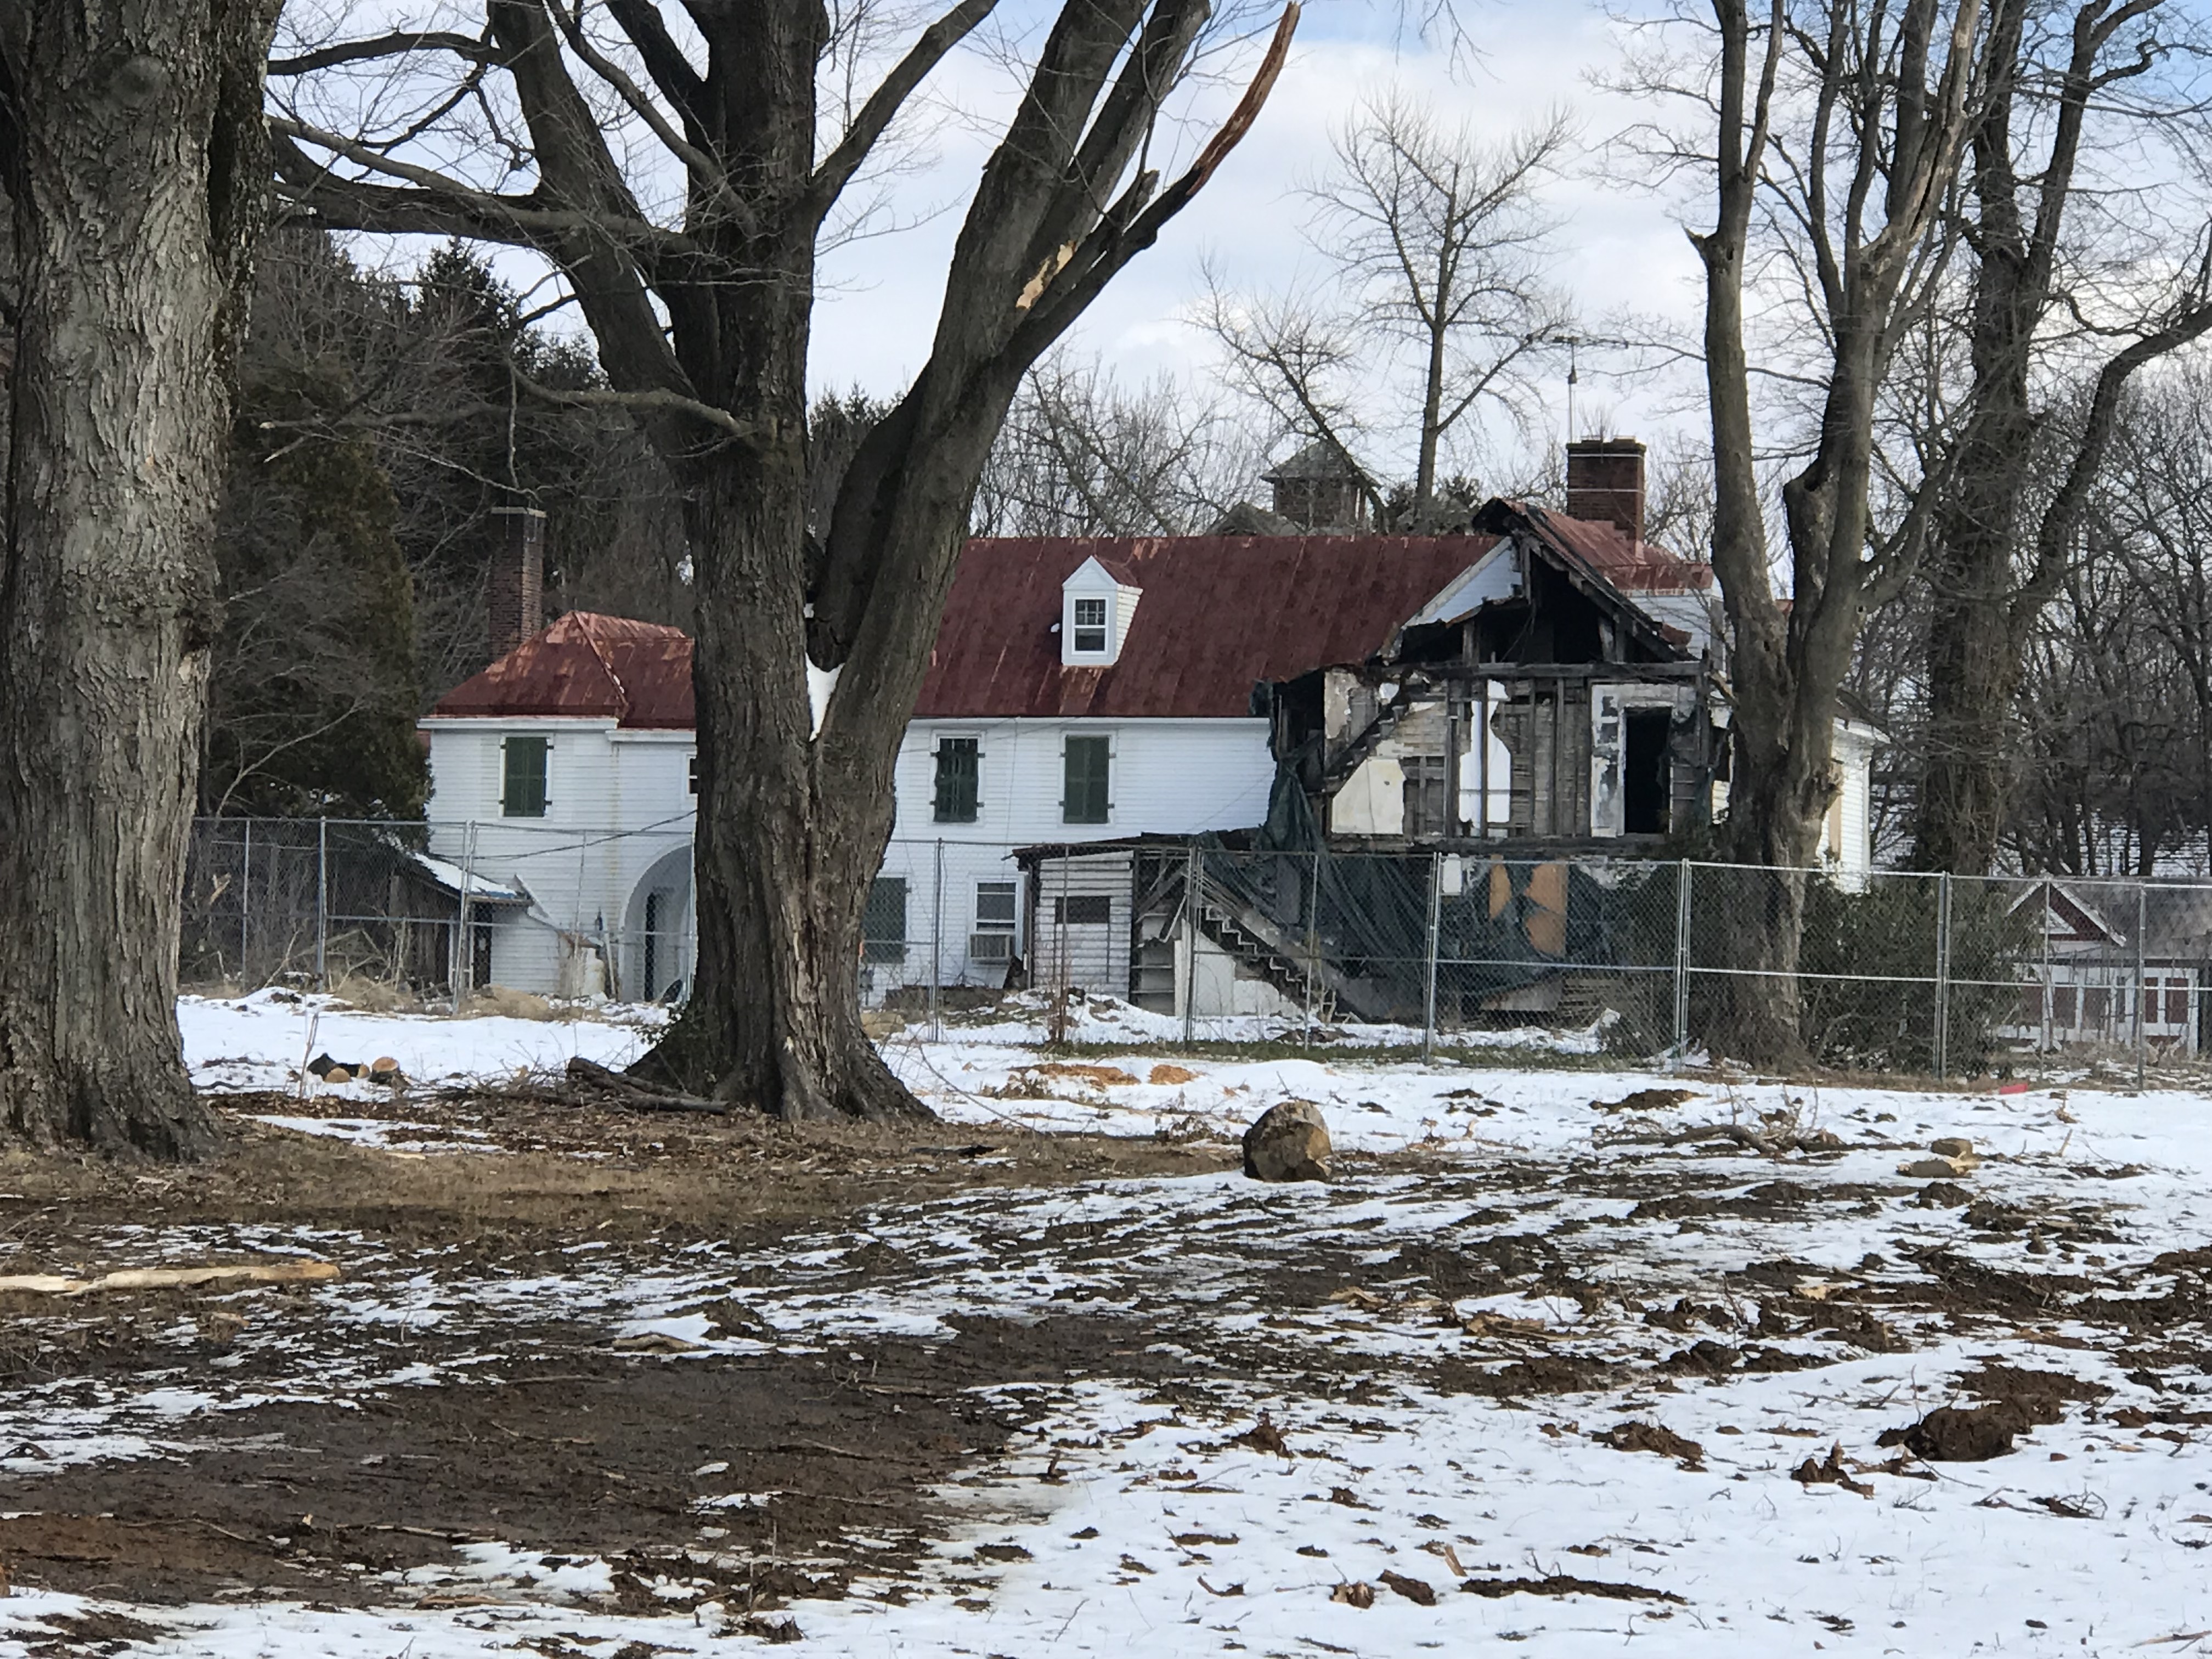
[913,535,1492,719]
[428,612,695,729]
[1523,504,1712,592]
[428,516,1701,729]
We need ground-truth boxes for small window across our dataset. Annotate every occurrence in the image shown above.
[2053,985,2077,1028]
[934,737,979,823]
[1071,596,1108,653]
[862,877,908,964]
[1053,894,1112,925]
[1063,735,1110,823]
[975,881,1017,930]
[502,735,548,817]
[2170,978,2192,1025]
[687,754,699,796]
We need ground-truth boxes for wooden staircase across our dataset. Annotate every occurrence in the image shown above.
[1190,862,1408,1019]
[1320,680,1426,792]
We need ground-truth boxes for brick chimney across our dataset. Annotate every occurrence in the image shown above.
[487,505,546,662]
[1565,438,1645,544]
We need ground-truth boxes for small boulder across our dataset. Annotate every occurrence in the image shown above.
[1243,1101,1331,1182]
[1899,1156,1973,1180]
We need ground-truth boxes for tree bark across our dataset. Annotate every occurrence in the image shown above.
[1688,0,1985,1064]
[1913,0,2200,874]
[0,1,280,1156]
[277,0,1290,1120]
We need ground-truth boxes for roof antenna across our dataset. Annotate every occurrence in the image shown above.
[1537,331,1635,445]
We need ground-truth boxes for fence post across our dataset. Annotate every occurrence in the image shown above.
[931,839,944,1043]
[1669,860,1692,1070]
[1933,871,1952,1082]
[239,817,252,986]
[454,821,479,1009]
[315,817,329,991]
[1182,842,1200,1045]
[1304,849,1320,1049]
[1422,850,1442,1062]
[2040,884,2053,1053]
[2137,881,2149,1091]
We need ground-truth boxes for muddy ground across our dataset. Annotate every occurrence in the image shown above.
[0,1077,2200,1643]
[0,1093,1249,1612]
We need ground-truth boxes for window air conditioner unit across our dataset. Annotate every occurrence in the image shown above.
[969,931,1015,963]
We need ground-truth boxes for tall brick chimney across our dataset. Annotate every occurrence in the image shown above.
[1565,438,1645,544]
[487,505,546,662]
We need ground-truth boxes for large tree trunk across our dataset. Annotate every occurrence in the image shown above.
[0,2,278,1156]
[639,459,927,1122]
[1917,419,2029,874]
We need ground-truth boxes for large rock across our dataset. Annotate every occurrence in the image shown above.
[1243,1101,1331,1182]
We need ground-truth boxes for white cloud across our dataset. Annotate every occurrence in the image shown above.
[810,0,1712,478]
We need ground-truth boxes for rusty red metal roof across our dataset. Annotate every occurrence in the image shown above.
[1521,504,1712,592]
[913,535,1490,719]
[428,611,695,729]
[428,516,1704,729]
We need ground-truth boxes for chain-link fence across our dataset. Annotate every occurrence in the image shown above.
[183,819,2211,1076]
[183,817,695,1002]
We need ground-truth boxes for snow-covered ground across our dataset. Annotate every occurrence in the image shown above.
[928,986,1621,1053]
[9,997,2212,1655]
[179,988,663,1097]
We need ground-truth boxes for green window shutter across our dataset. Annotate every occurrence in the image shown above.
[862,876,909,962]
[933,737,979,822]
[502,735,549,818]
[1063,736,1110,824]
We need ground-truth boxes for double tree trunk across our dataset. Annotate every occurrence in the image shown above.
[640,460,922,1121]
[0,3,277,1156]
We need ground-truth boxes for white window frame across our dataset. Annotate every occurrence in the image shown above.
[1069,595,1110,656]
[974,879,1018,931]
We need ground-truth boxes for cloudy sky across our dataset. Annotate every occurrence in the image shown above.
[303,0,1717,489]
[804,0,1713,483]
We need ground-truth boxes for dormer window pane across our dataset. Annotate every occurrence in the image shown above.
[1071,596,1108,653]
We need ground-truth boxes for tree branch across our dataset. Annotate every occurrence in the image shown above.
[804,0,1001,226]
[268,29,490,76]
[508,364,764,446]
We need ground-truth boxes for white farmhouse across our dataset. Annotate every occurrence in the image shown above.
[416,441,1882,1009]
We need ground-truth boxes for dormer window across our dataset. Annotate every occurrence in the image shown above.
[1060,556,1140,667]
[1071,597,1109,654]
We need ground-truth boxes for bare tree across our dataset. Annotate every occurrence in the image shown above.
[1201,94,1571,506]
[0,1,284,1157]
[974,354,1260,534]
[275,0,1299,1121]
[1912,0,2212,874]
[2011,363,2212,877]
[1677,0,1993,1059]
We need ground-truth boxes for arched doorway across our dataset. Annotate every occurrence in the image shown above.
[621,844,695,1003]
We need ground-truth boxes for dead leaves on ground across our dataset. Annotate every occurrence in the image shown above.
[1379,1568,1438,1605]
[1790,1442,1874,1497]
[1592,1088,1696,1114]
[1593,1420,1706,1469]
[1330,1573,1441,1609]
[1231,1411,1292,1458]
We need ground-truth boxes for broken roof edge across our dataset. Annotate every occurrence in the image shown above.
[1463,499,1690,662]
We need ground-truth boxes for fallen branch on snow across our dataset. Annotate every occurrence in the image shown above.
[562,1056,729,1115]
[0,1260,341,1296]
